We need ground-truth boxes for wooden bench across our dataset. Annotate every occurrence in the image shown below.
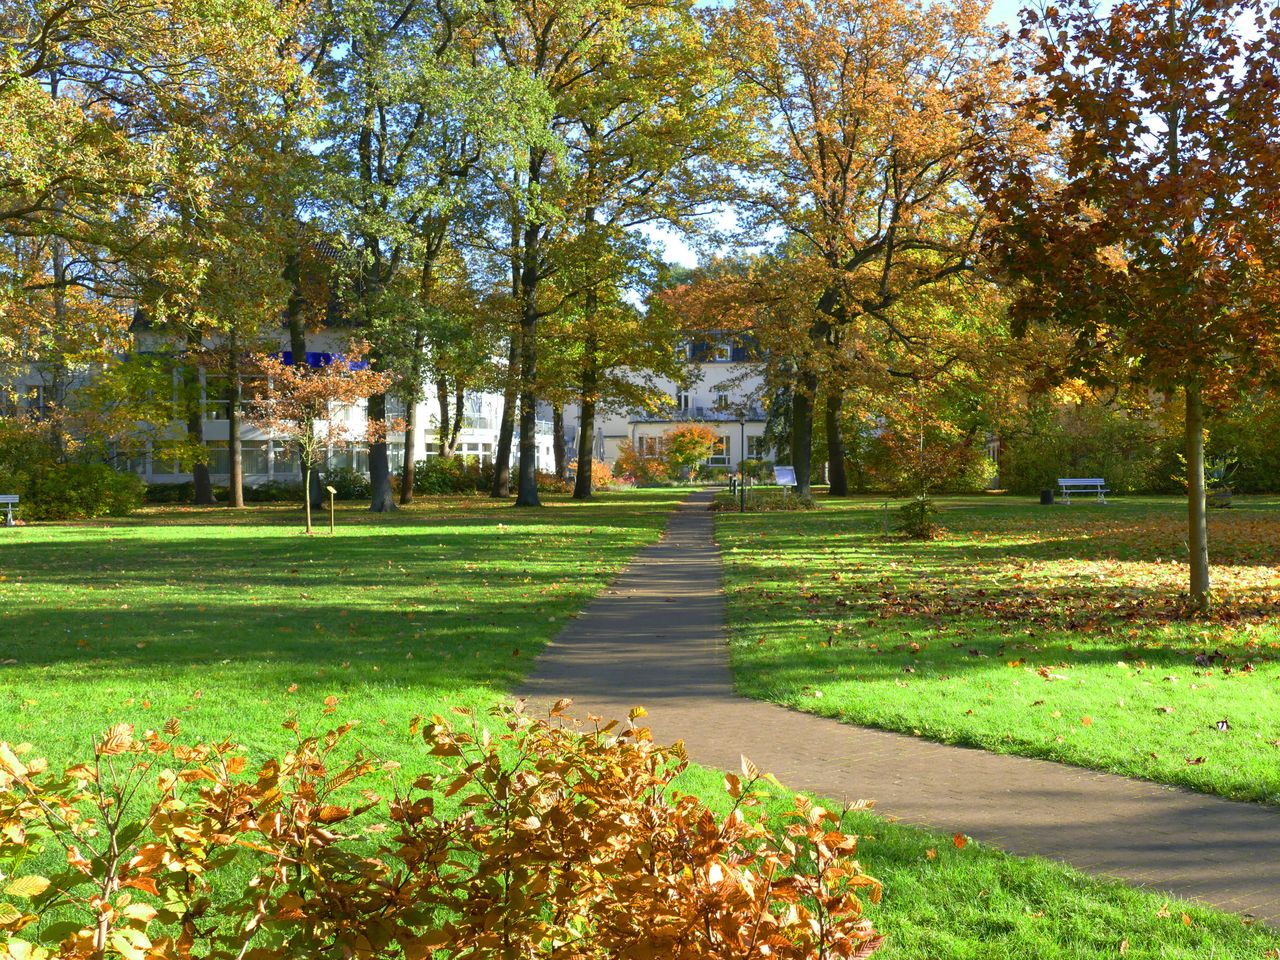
[1057,478,1108,504]
[0,494,17,526]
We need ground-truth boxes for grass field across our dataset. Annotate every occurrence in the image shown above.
[0,491,679,764]
[2,490,1278,957]
[717,493,1280,804]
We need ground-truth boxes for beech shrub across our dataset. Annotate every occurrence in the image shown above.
[0,704,884,960]
[23,463,144,521]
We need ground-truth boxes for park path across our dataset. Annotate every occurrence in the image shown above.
[520,490,1280,925]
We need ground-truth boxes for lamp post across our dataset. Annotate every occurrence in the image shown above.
[739,414,747,513]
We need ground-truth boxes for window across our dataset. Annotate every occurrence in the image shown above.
[243,441,269,475]
[639,435,662,458]
[205,441,230,475]
[204,375,230,421]
[712,341,732,362]
[713,393,730,412]
[675,390,690,412]
[708,436,730,464]
[350,445,370,474]
[747,435,769,460]
[272,440,297,475]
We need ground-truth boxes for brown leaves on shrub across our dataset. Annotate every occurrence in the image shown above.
[0,703,883,959]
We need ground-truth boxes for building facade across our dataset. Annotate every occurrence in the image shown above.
[9,329,771,486]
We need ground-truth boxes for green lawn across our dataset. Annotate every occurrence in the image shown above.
[2,490,1278,956]
[717,493,1280,804]
[0,490,680,765]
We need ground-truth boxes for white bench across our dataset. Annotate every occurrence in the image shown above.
[0,494,17,526]
[1057,478,1108,504]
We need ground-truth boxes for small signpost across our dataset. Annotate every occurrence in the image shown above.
[326,485,338,535]
[773,465,797,497]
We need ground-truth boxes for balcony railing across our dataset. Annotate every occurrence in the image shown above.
[631,405,766,424]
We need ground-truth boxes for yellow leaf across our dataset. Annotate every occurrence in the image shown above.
[4,877,49,899]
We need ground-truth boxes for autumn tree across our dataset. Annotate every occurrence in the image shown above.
[711,0,1024,498]
[482,0,725,507]
[976,0,1280,606]
[246,343,392,533]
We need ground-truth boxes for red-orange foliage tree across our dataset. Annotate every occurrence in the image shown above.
[976,0,1280,607]
[246,342,392,533]
[710,0,1025,498]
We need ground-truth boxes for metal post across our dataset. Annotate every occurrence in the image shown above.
[326,485,337,535]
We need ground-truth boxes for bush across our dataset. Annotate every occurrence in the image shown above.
[0,705,883,960]
[998,402,1166,495]
[22,463,144,520]
[696,464,731,482]
[710,488,816,511]
[145,481,194,503]
[567,458,618,492]
[411,455,492,495]
[614,439,671,486]
[536,470,572,494]
[895,494,941,540]
[244,479,305,502]
[322,467,371,500]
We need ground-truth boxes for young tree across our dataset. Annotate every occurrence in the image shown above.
[977,0,1280,606]
[246,343,392,533]
[712,0,1024,498]
[663,423,719,478]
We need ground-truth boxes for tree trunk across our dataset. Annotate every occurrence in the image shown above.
[573,337,599,500]
[573,401,597,500]
[449,385,464,455]
[226,332,244,508]
[492,335,519,497]
[303,462,314,534]
[436,378,451,455]
[1185,381,1211,607]
[367,391,396,512]
[825,390,849,497]
[552,404,566,480]
[285,252,322,510]
[184,335,215,505]
[515,277,541,508]
[791,369,818,499]
[399,394,418,505]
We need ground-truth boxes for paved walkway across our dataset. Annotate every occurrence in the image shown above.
[520,491,1280,925]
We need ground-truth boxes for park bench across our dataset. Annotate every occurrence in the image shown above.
[1057,477,1108,504]
[1,494,17,526]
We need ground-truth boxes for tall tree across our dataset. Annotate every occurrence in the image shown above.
[976,0,1280,607]
[713,0,1023,497]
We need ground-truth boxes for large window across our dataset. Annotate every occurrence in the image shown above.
[243,441,269,475]
[639,435,662,458]
[675,390,690,412]
[205,441,230,475]
[708,436,730,465]
[204,375,230,421]
[747,435,769,460]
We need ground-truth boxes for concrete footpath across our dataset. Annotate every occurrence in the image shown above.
[519,490,1280,925]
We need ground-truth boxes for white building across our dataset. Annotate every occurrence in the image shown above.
[9,328,770,486]
[565,333,775,475]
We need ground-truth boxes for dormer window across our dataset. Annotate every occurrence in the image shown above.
[713,342,732,362]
